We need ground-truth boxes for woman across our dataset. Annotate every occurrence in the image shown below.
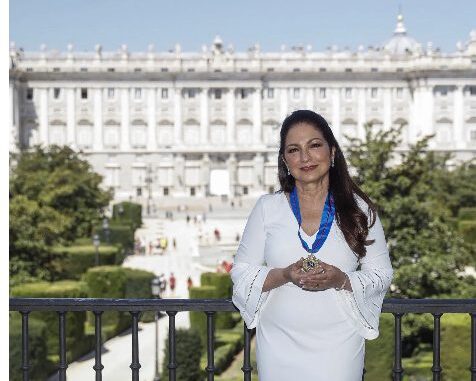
[230,110,393,381]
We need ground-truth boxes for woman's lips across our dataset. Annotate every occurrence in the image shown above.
[300,165,317,171]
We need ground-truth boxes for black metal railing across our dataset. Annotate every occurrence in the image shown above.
[9,298,476,381]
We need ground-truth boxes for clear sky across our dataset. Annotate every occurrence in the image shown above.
[9,0,476,53]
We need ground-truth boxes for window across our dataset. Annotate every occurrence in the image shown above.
[185,89,196,99]
[161,68,169,72]
[187,68,195,72]
[214,69,221,73]
[26,67,33,72]
[371,88,378,99]
[213,89,222,100]
[240,68,249,72]
[396,68,404,72]
[134,68,142,72]
[470,86,476,96]
[293,88,300,99]
[267,68,274,72]
[108,88,115,99]
[53,88,61,99]
[136,187,142,196]
[243,186,249,195]
[81,88,88,99]
[134,88,142,99]
[267,88,274,99]
[164,187,169,196]
[26,88,33,101]
[107,68,115,72]
[161,88,168,99]
[371,68,378,72]
[53,67,60,72]
[293,68,300,72]
[190,187,196,196]
[320,88,326,99]
[319,68,326,72]
[345,68,352,72]
[439,88,448,97]
[470,130,476,141]
[239,88,250,99]
[80,67,88,72]
[345,88,352,99]
[396,88,403,99]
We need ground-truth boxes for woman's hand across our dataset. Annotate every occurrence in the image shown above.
[300,260,347,291]
[283,258,306,288]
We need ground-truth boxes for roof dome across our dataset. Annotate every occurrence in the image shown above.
[384,13,420,56]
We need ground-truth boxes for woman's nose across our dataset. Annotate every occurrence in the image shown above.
[300,149,310,162]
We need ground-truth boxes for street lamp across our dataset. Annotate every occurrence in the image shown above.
[151,276,161,381]
[102,217,110,244]
[92,234,100,266]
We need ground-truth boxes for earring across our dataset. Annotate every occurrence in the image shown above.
[287,167,291,175]
[331,157,335,168]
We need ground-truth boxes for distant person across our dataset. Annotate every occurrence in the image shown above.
[187,276,193,290]
[235,232,241,242]
[173,238,177,250]
[159,273,167,295]
[169,273,176,295]
[148,241,153,255]
[186,215,190,223]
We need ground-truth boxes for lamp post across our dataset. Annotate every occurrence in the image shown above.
[93,234,100,266]
[151,276,161,381]
[102,217,110,244]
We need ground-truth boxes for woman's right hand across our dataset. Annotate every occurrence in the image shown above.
[284,258,305,287]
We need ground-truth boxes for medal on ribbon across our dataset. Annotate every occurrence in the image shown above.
[289,186,335,272]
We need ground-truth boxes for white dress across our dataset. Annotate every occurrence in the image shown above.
[230,192,393,381]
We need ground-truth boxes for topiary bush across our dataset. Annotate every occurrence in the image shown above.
[457,207,476,221]
[161,328,203,381]
[51,244,120,280]
[364,313,394,381]
[10,280,89,361]
[189,285,219,345]
[200,272,234,329]
[123,267,156,322]
[441,313,472,380]
[112,201,142,230]
[93,222,135,251]
[9,313,51,381]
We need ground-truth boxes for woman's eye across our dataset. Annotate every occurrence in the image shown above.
[288,148,298,153]
[311,143,322,148]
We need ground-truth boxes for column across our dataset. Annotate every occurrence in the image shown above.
[453,85,464,149]
[39,88,49,145]
[421,85,434,146]
[331,87,341,139]
[147,88,156,150]
[227,153,237,197]
[226,88,235,144]
[66,88,76,148]
[252,87,262,145]
[409,82,420,143]
[120,88,130,150]
[201,153,210,196]
[357,88,366,139]
[200,88,209,145]
[383,88,392,132]
[306,88,315,111]
[279,87,289,121]
[174,87,182,145]
[9,81,18,151]
[253,152,264,194]
[93,88,103,150]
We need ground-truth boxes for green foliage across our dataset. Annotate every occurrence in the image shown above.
[112,201,142,230]
[161,328,203,381]
[441,314,472,380]
[458,220,476,245]
[200,272,234,329]
[93,222,135,250]
[10,314,51,381]
[51,244,120,280]
[189,286,219,344]
[458,207,476,221]
[364,314,394,381]
[10,281,89,359]
[9,145,113,283]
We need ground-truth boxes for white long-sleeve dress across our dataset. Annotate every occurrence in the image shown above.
[230,192,393,381]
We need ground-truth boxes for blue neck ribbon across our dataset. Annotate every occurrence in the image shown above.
[289,186,335,254]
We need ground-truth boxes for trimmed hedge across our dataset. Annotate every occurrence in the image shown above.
[123,267,156,322]
[10,280,89,361]
[441,313,472,380]
[458,220,476,245]
[10,314,51,381]
[189,285,220,345]
[93,222,135,251]
[457,207,476,221]
[161,328,203,381]
[364,313,394,381]
[200,272,234,329]
[112,201,142,230]
[51,244,121,280]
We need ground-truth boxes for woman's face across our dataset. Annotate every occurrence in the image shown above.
[282,122,334,185]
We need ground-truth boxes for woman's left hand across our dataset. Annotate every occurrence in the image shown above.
[299,261,347,291]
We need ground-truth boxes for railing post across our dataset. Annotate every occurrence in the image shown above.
[432,313,443,381]
[93,311,104,381]
[167,311,177,381]
[392,313,404,381]
[129,311,141,381]
[58,311,67,381]
[21,311,30,381]
[470,313,476,381]
[241,324,253,381]
[205,311,216,380]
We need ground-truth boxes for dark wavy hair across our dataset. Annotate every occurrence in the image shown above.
[278,110,377,259]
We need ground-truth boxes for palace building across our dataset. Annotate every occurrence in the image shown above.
[9,14,476,200]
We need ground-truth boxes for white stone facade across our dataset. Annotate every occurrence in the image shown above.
[8,15,476,201]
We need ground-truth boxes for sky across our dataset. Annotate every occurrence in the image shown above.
[8,0,476,53]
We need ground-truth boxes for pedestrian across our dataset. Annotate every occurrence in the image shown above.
[173,238,177,250]
[187,276,193,290]
[235,232,241,242]
[159,273,167,295]
[186,214,190,223]
[169,273,176,295]
[149,241,153,255]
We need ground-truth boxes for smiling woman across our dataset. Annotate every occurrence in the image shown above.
[231,110,393,381]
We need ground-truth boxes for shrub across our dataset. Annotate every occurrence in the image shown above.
[9,314,51,381]
[458,220,476,245]
[364,313,394,381]
[441,313,471,380]
[93,223,134,251]
[457,207,476,221]
[51,244,120,280]
[189,286,219,344]
[123,267,156,322]
[112,202,142,230]
[161,328,203,381]
[10,280,89,361]
[200,272,234,329]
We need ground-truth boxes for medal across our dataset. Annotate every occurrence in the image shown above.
[289,186,335,271]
